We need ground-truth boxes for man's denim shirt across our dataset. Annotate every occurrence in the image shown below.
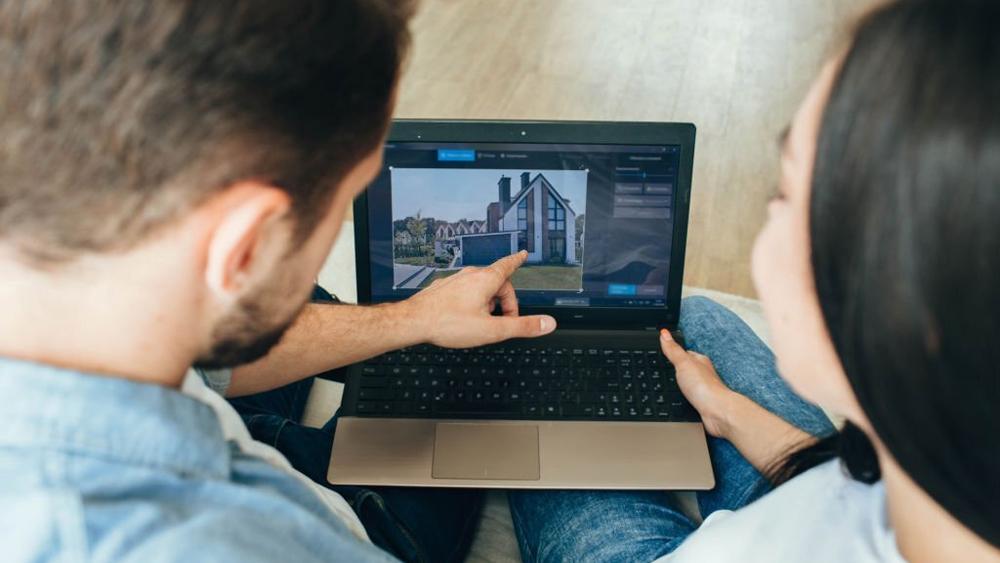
[0,357,392,562]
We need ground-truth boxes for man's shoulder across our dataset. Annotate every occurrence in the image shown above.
[116,509,393,563]
[0,485,390,563]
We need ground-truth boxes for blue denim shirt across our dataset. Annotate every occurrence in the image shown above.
[0,356,394,562]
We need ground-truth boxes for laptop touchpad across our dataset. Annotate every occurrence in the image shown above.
[432,423,540,480]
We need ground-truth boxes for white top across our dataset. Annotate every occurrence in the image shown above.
[658,459,907,562]
[181,369,370,543]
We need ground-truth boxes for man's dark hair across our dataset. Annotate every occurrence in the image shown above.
[0,0,414,263]
[770,0,1000,548]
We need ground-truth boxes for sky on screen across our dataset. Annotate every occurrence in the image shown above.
[391,168,588,223]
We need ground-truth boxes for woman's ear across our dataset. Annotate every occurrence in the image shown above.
[202,182,292,299]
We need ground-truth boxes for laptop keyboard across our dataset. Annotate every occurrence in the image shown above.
[350,343,699,422]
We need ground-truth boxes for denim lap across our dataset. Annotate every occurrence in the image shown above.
[681,296,835,516]
[510,489,695,563]
[509,296,836,562]
[680,296,834,438]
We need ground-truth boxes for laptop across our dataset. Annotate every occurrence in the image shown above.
[328,119,713,490]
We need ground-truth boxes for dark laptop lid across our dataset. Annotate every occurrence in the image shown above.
[353,119,695,330]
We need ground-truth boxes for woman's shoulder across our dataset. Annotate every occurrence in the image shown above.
[662,460,906,563]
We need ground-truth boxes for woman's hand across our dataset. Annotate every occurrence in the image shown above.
[659,329,816,473]
[659,329,737,438]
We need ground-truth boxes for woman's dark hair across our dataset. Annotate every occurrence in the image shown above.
[773,0,1000,548]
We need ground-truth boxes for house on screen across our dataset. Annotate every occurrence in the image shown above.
[457,172,577,266]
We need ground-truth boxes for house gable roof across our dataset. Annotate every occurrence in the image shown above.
[505,173,577,216]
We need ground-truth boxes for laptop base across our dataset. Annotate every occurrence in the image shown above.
[328,417,714,490]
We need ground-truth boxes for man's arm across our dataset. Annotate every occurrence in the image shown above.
[227,300,422,397]
[227,251,555,397]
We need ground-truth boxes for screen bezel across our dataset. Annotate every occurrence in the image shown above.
[354,119,695,330]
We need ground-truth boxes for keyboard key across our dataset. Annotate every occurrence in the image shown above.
[434,402,519,416]
[358,388,393,401]
[359,377,387,388]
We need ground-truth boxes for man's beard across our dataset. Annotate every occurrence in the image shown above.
[193,282,308,370]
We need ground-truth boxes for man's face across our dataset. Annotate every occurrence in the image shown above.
[194,147,384,369]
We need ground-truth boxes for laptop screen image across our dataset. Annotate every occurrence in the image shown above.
[363,140,683,309]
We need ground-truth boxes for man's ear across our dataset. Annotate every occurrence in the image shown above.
[203,182,292,298]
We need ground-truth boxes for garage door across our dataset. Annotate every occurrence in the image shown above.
[462,234,512,266]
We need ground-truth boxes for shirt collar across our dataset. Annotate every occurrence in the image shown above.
[0,356,230,479]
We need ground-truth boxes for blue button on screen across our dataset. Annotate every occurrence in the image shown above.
[607,284,637,296]
[437,149,476,162]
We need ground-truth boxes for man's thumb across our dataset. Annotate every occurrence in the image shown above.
[496,315,556,340]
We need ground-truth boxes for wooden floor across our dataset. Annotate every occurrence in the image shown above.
[394,0,874,297]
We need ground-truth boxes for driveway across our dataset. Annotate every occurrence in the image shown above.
[394,264,436,289]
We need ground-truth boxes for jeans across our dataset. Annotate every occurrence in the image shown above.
[508,296,836,562]
[228,286,484,563]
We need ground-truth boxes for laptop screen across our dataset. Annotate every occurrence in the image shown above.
[363,141,682,309]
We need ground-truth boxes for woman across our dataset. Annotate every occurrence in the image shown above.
[509,1,1000,561]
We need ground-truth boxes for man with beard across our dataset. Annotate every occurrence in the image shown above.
[0,1,555,561]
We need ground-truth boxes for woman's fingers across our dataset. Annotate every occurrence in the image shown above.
[659,329,690,366]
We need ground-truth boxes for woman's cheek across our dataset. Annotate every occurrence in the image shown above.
[752,213,802,336]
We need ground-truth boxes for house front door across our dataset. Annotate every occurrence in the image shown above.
[549,236,566,262]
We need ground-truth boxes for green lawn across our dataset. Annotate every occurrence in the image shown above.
[418,264,583,290]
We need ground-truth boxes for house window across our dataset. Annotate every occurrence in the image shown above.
[547,198,565,231]
[517,198,529,251]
